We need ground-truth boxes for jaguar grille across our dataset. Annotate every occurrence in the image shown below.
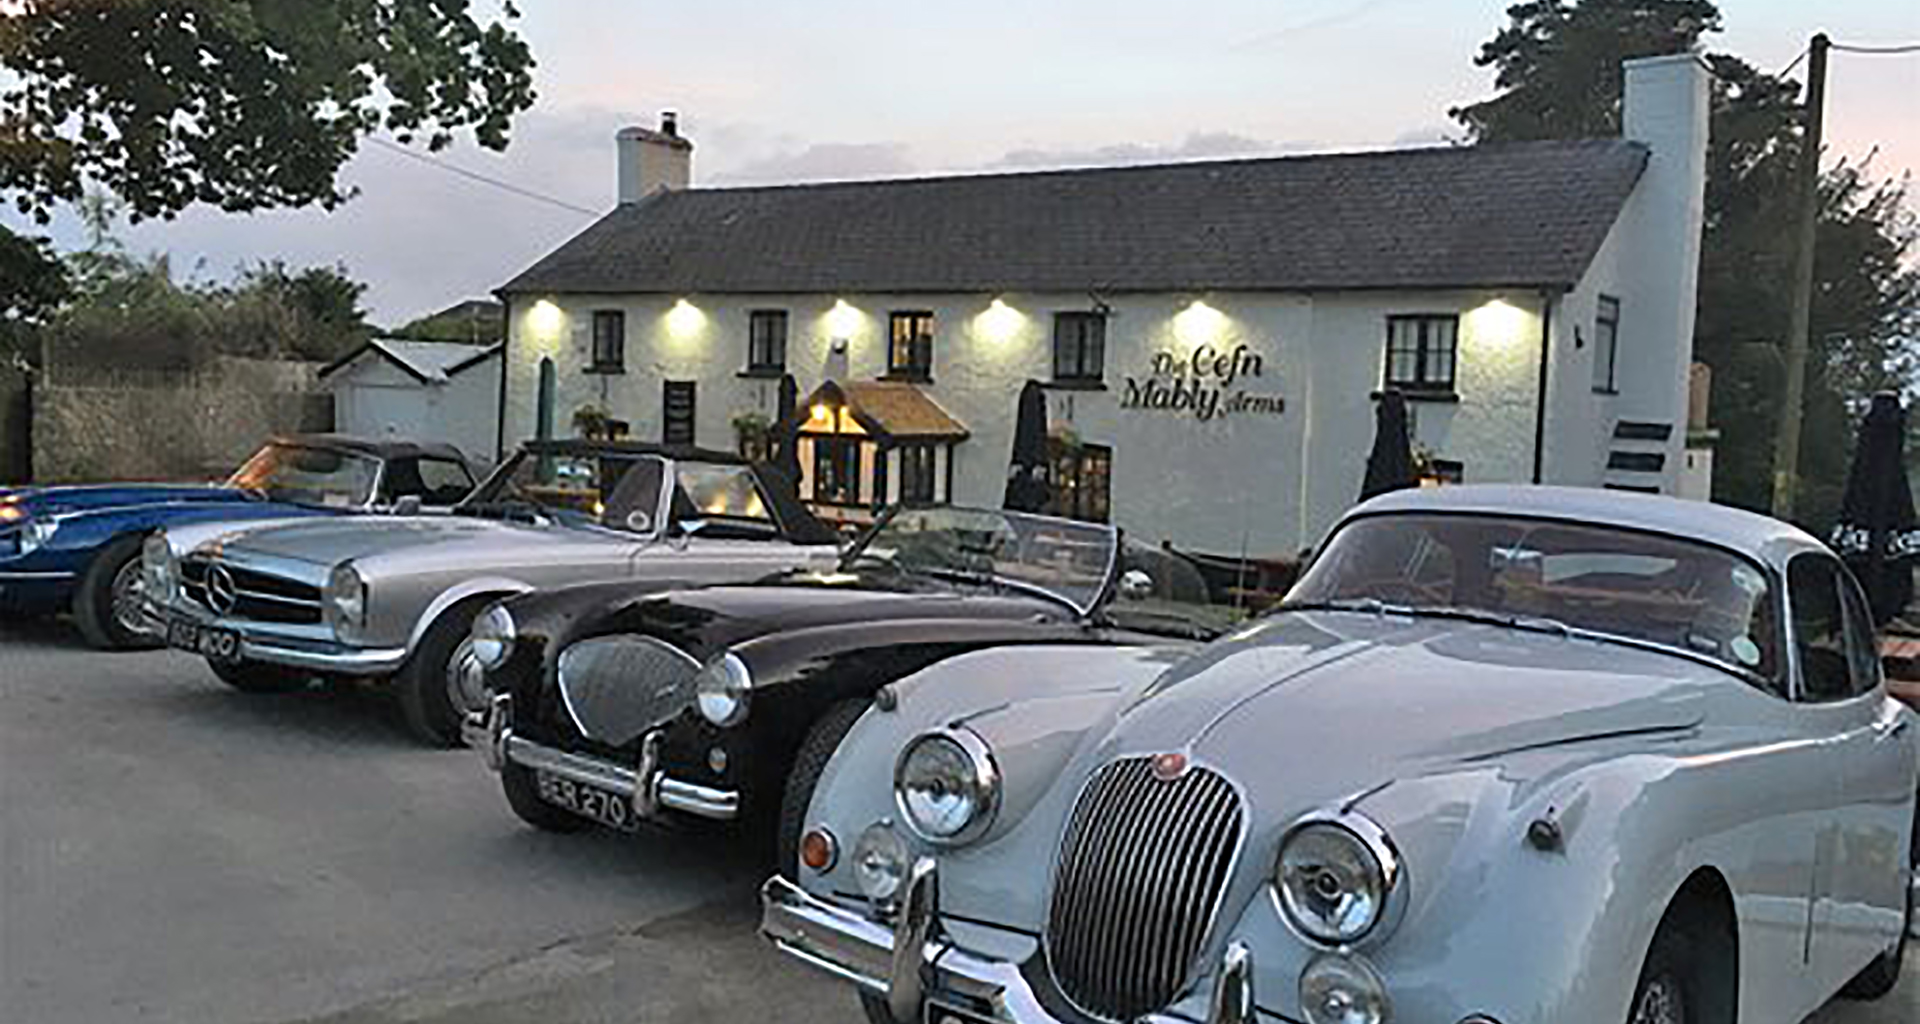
[556,636,701,747]
[1045,756,1245,1021]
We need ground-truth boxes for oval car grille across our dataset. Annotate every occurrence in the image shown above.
[1046,757,1245,1021]
[557,636,702,747]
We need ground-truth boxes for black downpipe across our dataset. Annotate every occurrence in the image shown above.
[1531,292,1554,484]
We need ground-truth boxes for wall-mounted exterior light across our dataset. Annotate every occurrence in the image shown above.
[975,298,1025,345]
[1469,299,1529,346]
[1173,299,1228,349]
[826,299,862,339]
[666,298,706,338]
[528,299,564,340]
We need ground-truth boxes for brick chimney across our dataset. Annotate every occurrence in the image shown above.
[616,111,692,204]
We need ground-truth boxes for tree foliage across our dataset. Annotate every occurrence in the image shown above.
[1453,0,1920,530]
[1,0,536,224]
[0,227,70,326]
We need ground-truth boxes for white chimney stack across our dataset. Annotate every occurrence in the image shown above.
[616,111,692,204]
[1617,53,1710,492]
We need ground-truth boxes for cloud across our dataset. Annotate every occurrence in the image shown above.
[711,142,919,185]
[990,131,1307,171]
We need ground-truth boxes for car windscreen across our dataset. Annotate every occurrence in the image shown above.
[227,444,381,508]
[465,451,667,533]
[842,506,1117,614]
[1289,513,1780,681]
[1104,540,1248,639]
[674,463,773,524]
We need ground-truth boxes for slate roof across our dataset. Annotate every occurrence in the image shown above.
[500,139,1648,296]
[319,338,501,384]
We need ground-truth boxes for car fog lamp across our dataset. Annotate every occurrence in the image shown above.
[694,651,752,728]
[469,603,516,670]
[800,828,838,872]
[895,729,999,845]
[1278,820,1397,945]
[852,823,909,905]
[1300,955,1390,1024]
[323,563,367,638]
[142,533,178,601]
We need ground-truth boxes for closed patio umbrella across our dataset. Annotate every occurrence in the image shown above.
[1004,380,1053,513]
[773,373,803,496]
[1360,390,1418,502]
[1832,391,1918,627]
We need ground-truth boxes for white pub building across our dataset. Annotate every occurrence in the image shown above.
[496,55,1711,557]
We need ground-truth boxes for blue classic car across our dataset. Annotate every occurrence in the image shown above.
[0,435,475,649]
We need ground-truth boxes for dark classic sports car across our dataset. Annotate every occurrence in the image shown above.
[0,435,474,649]
[470,504,1236,870]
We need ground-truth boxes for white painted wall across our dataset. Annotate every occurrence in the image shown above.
[504,288,1581,554]
[326,351,500,467]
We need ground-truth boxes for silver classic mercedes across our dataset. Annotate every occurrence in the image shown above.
[145,440,841,745]
[764,485,1916,1024]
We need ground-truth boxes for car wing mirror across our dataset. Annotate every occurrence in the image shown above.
[1119,568,1155,600]
[391,495,423,516]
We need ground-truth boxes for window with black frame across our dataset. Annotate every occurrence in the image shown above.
[888,312,934,380]
[813,437,861,505]
[898,443,938,503]
[1592,295,1620,393]
[590,310,625,372]
[747,309,787,374]
[1053,312,1106,384]
[1383,315,1457,394]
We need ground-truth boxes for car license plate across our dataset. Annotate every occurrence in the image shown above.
[926,1002,997,1024]
[535,770,638,831]
[166,617,241,662]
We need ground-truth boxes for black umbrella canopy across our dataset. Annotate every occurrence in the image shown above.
[774,373,802,488]
[1360,390,1419,502]
[1832,391,1918,627]
[1004,380,1053,513]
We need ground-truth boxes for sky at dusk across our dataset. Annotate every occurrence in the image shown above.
[8,0,1917,325]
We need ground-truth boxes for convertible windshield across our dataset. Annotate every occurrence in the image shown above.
[844,507,1117,614]
[228,444,380,508]
[465,451,668,533]
[1289,513,1780,680]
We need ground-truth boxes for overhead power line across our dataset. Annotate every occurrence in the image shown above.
[364,137,599,217]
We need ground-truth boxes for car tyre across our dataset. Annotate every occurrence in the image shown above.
[396,598,494,748]
[856,992,897,1024]
[209,659,310,694]
[73,534,163,651]
[1627,905,1733,1024]
[501,761,592,833]
[776,698,870,881]
[1840,817,1914,1000]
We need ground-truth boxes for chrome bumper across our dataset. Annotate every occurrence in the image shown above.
[155,602,406,675]
[760,865,1260,1024]
[471,694,740,821]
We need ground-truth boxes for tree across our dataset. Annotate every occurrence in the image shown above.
[0,228,69,327]
[1452,0,1920,531]
[1,1,536,224]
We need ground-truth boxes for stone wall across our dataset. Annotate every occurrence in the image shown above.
[32,358,330,482]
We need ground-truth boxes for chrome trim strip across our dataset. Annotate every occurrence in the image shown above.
[500,734,740,820]
[0,570,77,580]
[242,639,407,674]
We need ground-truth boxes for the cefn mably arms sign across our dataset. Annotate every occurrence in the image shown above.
[1120,344,1286,423]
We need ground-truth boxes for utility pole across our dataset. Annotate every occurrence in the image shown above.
[1771,32,1829,521]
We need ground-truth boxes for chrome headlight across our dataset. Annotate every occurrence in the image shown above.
[1276,813,1403,946]
[142,533,178,602]
[852,822,910,905]
[322,563,367,640]
[894,728,1000,845]
[16,517,57,555]
[694,651,752,727]
[469,603,516,670]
